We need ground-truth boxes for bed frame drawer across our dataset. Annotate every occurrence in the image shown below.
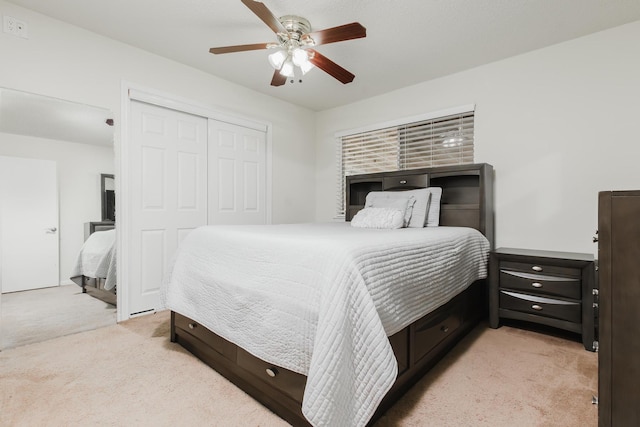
[173,313,236,360]
[412,306,462,363]
[237,348,307,402]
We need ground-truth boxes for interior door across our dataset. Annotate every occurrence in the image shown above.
[0,156,59,293]
[208,119,267,225]
[128,101,207,316]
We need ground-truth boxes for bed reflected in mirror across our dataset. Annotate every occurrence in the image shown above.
[0,87,116,350]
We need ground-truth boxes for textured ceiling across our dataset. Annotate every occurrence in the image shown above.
[7,0,640,111]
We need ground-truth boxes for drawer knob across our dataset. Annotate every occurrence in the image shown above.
[399,180,407,184]
[532,282,543,288]
[531,266,543,272]
[265,368,278,378]
[531,304,543,311]
[441,325,449,333]
[188,323,197,330]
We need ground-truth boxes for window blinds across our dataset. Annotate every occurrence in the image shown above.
[336,111,475,216]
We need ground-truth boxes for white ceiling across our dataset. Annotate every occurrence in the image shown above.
[0,88,114,146]
[7,0,640,111]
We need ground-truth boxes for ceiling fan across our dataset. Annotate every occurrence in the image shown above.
[209,0,366,86]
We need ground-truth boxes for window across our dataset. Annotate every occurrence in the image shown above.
[336,107,475,216]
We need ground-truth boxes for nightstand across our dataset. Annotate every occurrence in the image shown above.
[489,247,597,351]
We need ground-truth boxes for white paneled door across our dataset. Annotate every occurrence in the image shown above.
[208,119,267,225]
[128,101,207,315]
[0,156,59,293]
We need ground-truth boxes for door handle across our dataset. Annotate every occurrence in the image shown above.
[45,227,57,233]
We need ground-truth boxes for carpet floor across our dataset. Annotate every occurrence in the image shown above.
[0,311,598,426]
[1,284,116,350]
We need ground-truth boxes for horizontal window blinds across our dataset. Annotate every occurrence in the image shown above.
[336,111,474,216]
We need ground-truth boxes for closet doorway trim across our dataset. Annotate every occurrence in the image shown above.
[117,81,273,321]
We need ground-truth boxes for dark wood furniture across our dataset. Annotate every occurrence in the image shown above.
[346,163,494,248]
[598,190,640,426]
[84,220,115,241]
[79,221,116,305]
[170,163,494,426]
[489,248,596,351]
[100,173,115,222]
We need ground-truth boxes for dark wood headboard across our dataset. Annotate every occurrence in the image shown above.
[345,163,494,248]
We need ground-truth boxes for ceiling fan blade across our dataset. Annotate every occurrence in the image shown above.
[270,70,287,87]
[307,49,355,84]
[241,0,287,34]
[304,22,366,46]
[209,43,273,54]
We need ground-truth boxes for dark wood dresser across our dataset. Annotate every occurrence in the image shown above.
[598,190,640,426]
[489,247,596,351]
[84,221,115,241]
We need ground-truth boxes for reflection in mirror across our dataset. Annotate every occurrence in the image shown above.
[0,88,116,350]
[101,174,115,221]
[0,87,114,145]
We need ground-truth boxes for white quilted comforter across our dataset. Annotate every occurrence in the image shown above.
[70,229,117,291]
[163,223,489,427]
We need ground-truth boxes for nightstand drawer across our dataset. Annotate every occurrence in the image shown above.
[499,270,581,299]
[500,261,581,279]
[500,290,581,323]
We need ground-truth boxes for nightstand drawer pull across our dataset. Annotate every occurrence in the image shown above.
[399,180,407,184]
[441,325,449,333]
[188,322,197,330]
[531,304,543,311]
[531,266,543,272]
[532,282,543,288]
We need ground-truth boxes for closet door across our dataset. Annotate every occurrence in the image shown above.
[128,101,207,315]
[208,119,267,225]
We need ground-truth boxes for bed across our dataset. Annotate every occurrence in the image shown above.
[165,163,494,426]
[70,224,117,306]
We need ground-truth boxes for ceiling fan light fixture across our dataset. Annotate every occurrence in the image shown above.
[299,60,314,75]
[280,57,295,77]
[268,50,287,69]
[208,1,366,87]
[291,48,308,66]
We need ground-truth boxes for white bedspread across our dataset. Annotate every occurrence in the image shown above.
[162,223,490,427]
[70,229,117,291]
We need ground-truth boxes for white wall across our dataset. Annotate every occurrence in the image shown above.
[0,133,115,284]
[0,0,317,224]
[315,20,640,255]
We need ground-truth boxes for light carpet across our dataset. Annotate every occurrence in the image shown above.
[1,284,116,350]
[0,311,597,426]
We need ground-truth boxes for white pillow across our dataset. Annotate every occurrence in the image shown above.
[425,187,443,227]
[379,189,432,228]
[364,193,416,227]
[350,207,405,229]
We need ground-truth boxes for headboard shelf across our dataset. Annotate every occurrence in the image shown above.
[345,163,494,248]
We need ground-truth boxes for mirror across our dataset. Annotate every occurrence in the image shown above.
[0,87,116,349]
[101,173,115,221]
